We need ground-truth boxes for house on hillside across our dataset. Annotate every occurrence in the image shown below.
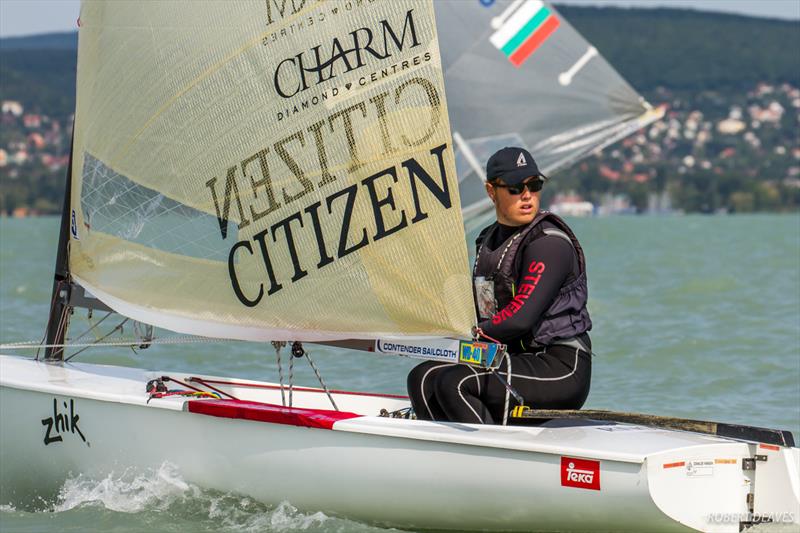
[23,114,42,129]
[1,101,23,116]
[717,118,745,135]
[28,133,45,150]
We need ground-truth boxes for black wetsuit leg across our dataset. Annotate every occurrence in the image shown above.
[433,361,505,424]
[406,361,455,421]
[505,345,592,410]
[434,345,591,424]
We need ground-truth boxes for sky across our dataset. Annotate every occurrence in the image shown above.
[0,0,798,37]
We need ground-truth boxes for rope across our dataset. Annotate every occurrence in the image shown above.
[288,349,294,407]
[71,311,113,341]
[133,321,154,348]
[54,280,71,355]
[303,347,339,412]
[37,278,70,361]
[1,335,228,351]
[473,326,503,345]
[148,390,221,400]
[502,354,511,426]
[187,377,238,400]
[272,341,287,407]
[64,318,129,362]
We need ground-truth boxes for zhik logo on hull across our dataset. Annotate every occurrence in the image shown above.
[42,398,89,447]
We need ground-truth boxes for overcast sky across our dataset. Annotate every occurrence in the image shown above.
[1,0,798,38]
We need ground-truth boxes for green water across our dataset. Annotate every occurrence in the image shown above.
[1,215,799,532]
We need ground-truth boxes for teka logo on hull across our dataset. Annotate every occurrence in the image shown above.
[41,398,89,447]
[560,456,600,490]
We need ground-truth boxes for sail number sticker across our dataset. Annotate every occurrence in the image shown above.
[458,341,502,368]
[561,457,600,490]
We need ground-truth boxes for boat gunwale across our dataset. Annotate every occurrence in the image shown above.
[188,377,408,400]
[1,354,763,465]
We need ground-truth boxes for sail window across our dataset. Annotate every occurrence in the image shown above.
[80,153,233,261]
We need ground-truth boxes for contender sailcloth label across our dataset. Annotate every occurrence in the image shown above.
[376,338,458,362]
[489,0,560,67]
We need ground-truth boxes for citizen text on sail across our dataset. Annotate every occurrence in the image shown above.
[226,144,453,307]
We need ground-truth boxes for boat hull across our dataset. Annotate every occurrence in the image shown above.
[1,355,797,532]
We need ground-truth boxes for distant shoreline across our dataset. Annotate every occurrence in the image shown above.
[3,210,798,221]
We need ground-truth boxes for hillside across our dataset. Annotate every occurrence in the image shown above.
[557,6,800,94]
[1,6,798,215]
[0,31,77,50]
[1,7,799,116]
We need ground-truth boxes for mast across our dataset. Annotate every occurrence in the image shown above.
[43,134,74,361]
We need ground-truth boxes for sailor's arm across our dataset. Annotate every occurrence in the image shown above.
[478,236,574,343]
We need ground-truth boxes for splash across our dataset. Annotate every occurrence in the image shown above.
[46,463,343,532]
[212,500,329,533]
[54,462,196,513]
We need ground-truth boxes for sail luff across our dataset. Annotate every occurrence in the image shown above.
[43,131,75,361]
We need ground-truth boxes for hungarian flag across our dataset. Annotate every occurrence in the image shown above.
[489,0,560,68]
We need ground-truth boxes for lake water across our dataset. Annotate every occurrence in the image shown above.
[1,214,798,532]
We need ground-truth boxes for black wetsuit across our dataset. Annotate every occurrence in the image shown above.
[407,222,592,424]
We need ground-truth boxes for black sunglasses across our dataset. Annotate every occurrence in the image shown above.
[490,180,543,194]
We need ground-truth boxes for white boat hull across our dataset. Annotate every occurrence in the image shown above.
[1,355,798,532]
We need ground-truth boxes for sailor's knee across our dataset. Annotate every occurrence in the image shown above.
[407,361,440,391]
[434,366,474,398]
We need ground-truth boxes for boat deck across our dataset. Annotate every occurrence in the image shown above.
[0,354,753,463]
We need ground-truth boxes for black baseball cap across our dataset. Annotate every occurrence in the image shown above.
[486,147,548,185]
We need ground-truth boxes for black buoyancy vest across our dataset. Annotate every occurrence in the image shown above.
[473,211,592,345]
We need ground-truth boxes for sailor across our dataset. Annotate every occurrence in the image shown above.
[407,147,592,424]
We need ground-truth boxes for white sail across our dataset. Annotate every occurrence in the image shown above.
[433,0,663,228]
[69,0,475,342]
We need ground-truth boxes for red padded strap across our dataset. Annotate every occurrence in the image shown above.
[187,399,361,430]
